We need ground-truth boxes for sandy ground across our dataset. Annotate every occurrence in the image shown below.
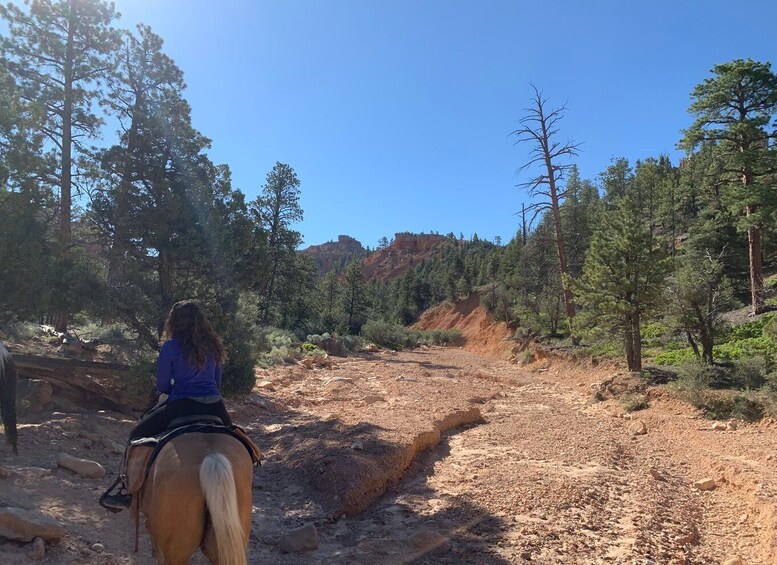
[2,347,777,564]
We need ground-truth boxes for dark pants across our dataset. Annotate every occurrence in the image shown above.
[129,398,232,440]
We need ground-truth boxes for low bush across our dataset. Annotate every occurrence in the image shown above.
[731,356,771,390]
[653,348,697,366]
[361,321,463,350]
[417,328,463,346]
[256,327,300,369]
[715,336,777,363]
[669,361,713,408]
[703,393,763,421]
[0,321,42,341]
[622,394,649,412]
[727,315,775,341]
[339,334,365,351]
[76,321,134,344]
[361,321,416,350]
[518,350,536,365]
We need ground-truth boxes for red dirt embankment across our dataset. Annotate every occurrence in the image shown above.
[414,294,515,357]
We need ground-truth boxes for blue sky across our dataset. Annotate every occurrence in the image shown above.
[109,1,776,248]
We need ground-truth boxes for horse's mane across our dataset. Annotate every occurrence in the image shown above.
[0,341,18,454]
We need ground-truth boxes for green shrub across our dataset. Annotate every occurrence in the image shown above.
[622,394,649,413]
[670,361,713,408]
[417,328,463,346]
[305,333,331,346]
[715,336,777,362]
[219,312,261,396]
[764,316,777,340]
[641,322,669,342]
[731,356,771,390]
[761,374,777,418]
[0,321,41,341]
[302,342,320,352]
[76,321,136,344]
[124,356,158,408]
[584,340,622,359]
[255,327,300,369]
[361,321,464,350]
[653,348,697,366]
[703,394,763,421]
[339,334,365,351]
[727,315,775,340]
[361,320,415,350]
[518,350,536,365]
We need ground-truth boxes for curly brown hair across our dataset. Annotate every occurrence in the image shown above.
[163,301,227,368]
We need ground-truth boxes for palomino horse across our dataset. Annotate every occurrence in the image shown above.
[134,431,254,565]
[0,341,18,455]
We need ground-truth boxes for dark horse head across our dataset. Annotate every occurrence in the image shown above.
[0,341,18,454]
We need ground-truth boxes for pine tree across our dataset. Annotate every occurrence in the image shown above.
[573,196,669,372]
[665,249,737,364]
[1,0,120,330]
[682,59,777,315]
[342,259,367,334]
[252,162,303,325]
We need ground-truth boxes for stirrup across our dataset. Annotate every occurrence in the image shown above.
[100,475,130,513]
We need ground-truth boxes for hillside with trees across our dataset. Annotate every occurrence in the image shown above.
[1,1,777,419]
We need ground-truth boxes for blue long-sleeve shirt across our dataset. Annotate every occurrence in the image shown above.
[156,338,222,402]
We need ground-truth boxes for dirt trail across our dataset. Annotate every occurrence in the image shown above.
[1,348,776,564]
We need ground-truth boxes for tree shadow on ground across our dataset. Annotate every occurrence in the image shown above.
[243,404,513,564]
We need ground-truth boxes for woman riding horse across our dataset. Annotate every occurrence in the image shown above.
[102,300,234,510]
[0,340,18,455]
[102,301,254,563]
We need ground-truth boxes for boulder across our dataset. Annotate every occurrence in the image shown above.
[279,524,319,553]
[0,508,65,542]
[629,421,647,436]
[20,379,53,411]
[29,537,45,560]
[56,453,106,479]
[693,478,716,491]
[362,395,386,405]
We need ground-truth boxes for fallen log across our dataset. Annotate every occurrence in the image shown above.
[13,354,142,415]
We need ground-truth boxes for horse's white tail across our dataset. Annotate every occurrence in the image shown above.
[199,453,247,565]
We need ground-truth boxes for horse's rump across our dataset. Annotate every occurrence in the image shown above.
[0,342,18,454]
[139,432,253,564]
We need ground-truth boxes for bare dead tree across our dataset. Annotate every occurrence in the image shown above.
[511,85,582,339]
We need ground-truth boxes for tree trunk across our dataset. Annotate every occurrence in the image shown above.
[632,310,642,373]
[158,250,174,338]
[55,9,76,333]
[685,331,701,360]
[261,261,279,325]
[747,217,765,315]
[742,159,764,315]
[624,311,642,372]
[624,314,634,370]
[543,155,576,339]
